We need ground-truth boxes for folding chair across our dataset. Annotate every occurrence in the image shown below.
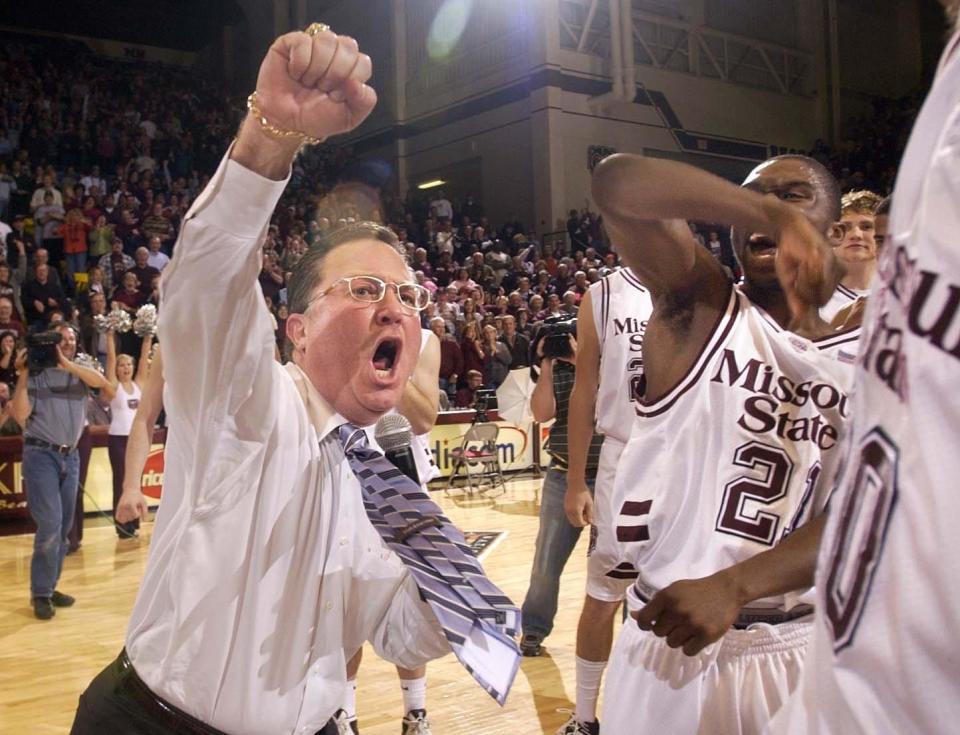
[447,422,508,496]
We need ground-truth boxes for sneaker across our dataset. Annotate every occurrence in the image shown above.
[520,632,543,657]
[51,590,75,607]
[401,709,432,735]
[330,709,359,735]
[555,711,600,735]
[32,597,55,620]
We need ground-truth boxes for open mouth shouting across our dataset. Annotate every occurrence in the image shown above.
[748,235,778,258]
[371,336,403,383]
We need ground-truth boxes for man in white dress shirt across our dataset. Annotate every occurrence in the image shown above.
[71,27,449,735]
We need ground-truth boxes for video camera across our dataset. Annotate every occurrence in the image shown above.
[472,388,497,421]
[531,314,577,362]
[26,330,63,374]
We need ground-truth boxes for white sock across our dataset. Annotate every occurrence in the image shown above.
[342,678,358,720]
[575,656,606,724]
[400,676,427,713]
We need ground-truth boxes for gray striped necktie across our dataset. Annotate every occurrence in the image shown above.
[337,423,521,705]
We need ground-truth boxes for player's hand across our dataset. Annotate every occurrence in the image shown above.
[116,488,149,524]
[254,29,376,142]
[766,198,839,318]
[829,296,866,332]
[564,476,594,527]
[14,348,27,373]
[631,571,744,656]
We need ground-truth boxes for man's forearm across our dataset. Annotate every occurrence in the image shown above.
[593,155,793,247]
[530,361,556,422]
[722,514,827,606]
[10,370,30,426]
[64,363,110,391]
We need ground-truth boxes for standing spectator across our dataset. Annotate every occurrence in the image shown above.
[7,214,36,264]
[706,230,723,261]
[431,317,463,400]
[141,202,173,250]
[80,166,106,198]
[500,315,531,369]
[103,331,153,539]
[22,264,65,329]
[459,321,485,379]
[98,238,135,293]
[34,192,65,264]
[57,208,91,286]
[258,250,285,304]
[429,190,453,221]
[145,236,170,271]
[0,330,19,392]
[689,223,705,249]
[30,173,63,213]
[482,324,511,388]
[10,323,109,619]
[88,215,115,264]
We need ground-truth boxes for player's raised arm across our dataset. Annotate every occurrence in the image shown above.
[591,154,835,313]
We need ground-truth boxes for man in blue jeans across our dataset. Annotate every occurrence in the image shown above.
[520,333,603,656]
[10,322,109,619]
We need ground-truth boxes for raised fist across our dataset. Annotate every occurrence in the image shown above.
[254,28,376,142]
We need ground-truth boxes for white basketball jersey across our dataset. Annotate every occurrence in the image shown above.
[820,283,870,323]
[614,286,857,612]
[591,268,654,442]
[780,32,960,735]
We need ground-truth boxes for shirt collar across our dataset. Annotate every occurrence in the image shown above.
[284,362,348,440]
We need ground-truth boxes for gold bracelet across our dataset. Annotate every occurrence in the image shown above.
[246,91,322,146]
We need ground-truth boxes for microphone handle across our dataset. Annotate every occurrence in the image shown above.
[384,446,421,486]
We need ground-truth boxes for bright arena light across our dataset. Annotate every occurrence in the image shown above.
[417,179,446,190]
[427,0,473,60]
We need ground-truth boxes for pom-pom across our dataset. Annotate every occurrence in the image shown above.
[74,352,103,374]
[133,304,158,337]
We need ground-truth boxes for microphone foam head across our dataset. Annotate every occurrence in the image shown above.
[374,413,413,451]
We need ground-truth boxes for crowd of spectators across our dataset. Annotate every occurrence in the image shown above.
[0,30,921,421]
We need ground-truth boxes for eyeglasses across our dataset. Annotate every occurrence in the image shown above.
[311,275,431,312]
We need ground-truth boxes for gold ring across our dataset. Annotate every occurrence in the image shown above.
[305,22,330,37]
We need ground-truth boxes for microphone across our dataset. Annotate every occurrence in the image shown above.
[374,414,421,486]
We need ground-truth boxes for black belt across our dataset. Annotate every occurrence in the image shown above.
[114,650,228,735]
[633,582,814,629]
[24,436,76,454]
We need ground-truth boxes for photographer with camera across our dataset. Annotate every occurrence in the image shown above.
[9,323,110,619]
[519,316,604,657]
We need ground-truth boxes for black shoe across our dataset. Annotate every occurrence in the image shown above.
[401,708,431,735]
[328,709,359,734]
[51,590,75,607]
[32,597,55,620]
[520,632,543,657]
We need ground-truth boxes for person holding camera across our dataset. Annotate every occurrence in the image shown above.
[519,323,604,657]
[10,323,110,619]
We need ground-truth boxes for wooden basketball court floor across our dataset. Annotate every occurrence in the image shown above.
[0,476,623,734]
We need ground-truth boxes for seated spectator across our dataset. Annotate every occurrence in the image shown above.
[467,252,495,288]
[126,247,160,298]
[455,370,484,408]
[80,291,110,367]
[22,263,65,328]
[537,293,564,321]
[30,173,62,213]
[0,297,24,338]
[111,271,145,315]
[0,382,21,436]
[414,270,437,294]
[435,288,461,332]
[258,250,284,304]
[450,267,477,294]
[145,236,170,271]
[561,291,579,315]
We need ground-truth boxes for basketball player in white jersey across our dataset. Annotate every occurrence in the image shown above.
[820,190,882,322]
[343,327,441,735]
[590,152,854,734]
[559,268,653,735]
[771,5,960,732]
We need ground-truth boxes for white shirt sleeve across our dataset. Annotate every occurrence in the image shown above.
[157,150,289,507]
